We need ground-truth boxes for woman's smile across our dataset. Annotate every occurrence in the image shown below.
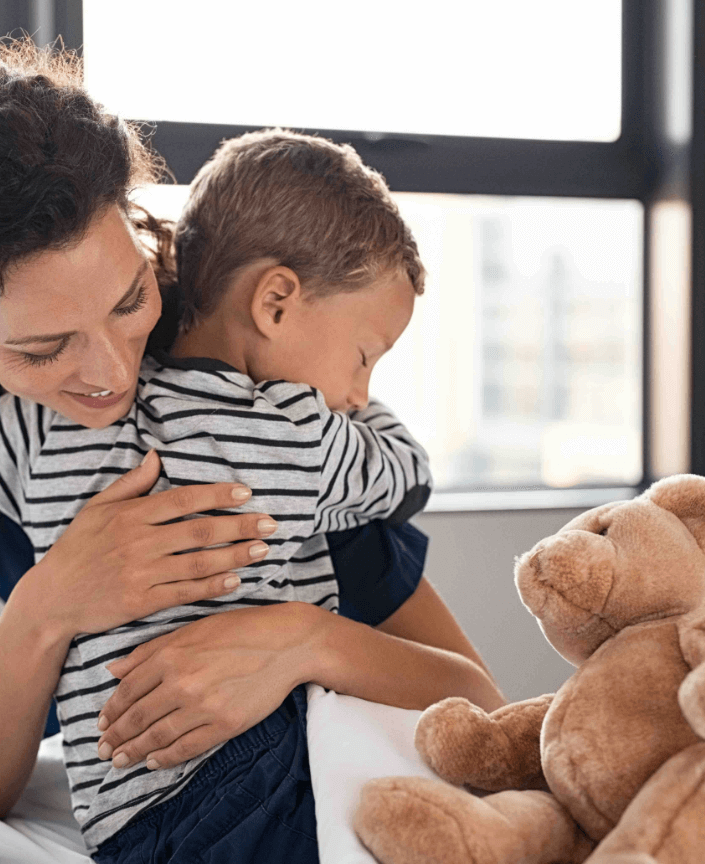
[64,388,130,410]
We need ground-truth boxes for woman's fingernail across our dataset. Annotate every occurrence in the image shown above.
[146,759,160,770]
[223,575,240,589]
[231,485,251,502]
[97,715,109,731]
[249,542,269,559]
[98,743,114,760]
[257,519,278,535]
[140,449,154,466]
[112,753,130,769]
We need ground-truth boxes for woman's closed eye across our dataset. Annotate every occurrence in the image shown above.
[114,282,149,318]
[15,282,150,368]
[17,336,71,368]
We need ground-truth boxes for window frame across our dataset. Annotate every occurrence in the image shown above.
[691,0,705,475]
[6,0,696,503]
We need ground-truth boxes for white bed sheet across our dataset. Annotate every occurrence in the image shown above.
[4,733,91,863]
[1,687,439,863]
[306,683,443,864]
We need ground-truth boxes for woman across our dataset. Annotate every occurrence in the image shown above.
[0,38,504,860]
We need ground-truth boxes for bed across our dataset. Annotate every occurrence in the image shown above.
[1,684,443,863]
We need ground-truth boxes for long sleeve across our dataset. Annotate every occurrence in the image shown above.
[314,394,432,533]
[0,394,38,525]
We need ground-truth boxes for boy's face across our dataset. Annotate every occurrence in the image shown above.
[274,272,415,413]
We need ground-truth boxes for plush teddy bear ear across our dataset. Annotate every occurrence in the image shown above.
[646,474,705,551]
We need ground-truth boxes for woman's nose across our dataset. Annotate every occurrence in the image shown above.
[80,333,134,394]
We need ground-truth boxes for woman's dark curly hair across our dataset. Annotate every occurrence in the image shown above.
[0,37,177,299]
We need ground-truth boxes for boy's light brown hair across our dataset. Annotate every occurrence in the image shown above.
[175,128,425,331]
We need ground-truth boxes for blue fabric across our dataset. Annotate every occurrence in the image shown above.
[0,513,61,736]
[0,512,33,601]
[92,683,317,864]
[332,521,427,626]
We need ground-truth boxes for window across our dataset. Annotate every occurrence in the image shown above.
[83,0,621,142]
[77,0,691,498]
[134,186,643,493]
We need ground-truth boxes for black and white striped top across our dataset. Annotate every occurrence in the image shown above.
[0,352,431,851]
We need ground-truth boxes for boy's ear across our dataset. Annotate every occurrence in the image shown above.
[250,266,302,339]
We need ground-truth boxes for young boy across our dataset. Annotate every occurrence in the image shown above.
[4,129,432,859]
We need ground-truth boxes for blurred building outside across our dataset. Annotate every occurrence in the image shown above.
[134,186,643,493]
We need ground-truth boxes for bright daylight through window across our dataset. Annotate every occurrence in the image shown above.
[90,0,636,494]
[83,0,622,142]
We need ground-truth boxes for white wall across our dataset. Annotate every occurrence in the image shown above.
[414,507,585,702]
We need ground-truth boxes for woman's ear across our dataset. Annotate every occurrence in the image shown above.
[250,266,302,338]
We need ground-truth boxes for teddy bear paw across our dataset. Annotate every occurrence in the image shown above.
[354,775,507,864]
[414,697,509,789]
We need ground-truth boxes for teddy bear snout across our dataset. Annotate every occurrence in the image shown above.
[516,532,615,632]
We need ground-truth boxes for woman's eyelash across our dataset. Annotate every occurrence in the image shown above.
[114,283,148,317]
[17,284,149,368]
[20,337,70,368]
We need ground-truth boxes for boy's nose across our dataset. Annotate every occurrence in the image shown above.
[348,388,369,411]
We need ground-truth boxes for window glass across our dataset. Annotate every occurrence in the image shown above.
[84,0,621,142]
[134,186,643,491]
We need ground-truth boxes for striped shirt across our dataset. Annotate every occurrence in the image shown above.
[0,351,431,851]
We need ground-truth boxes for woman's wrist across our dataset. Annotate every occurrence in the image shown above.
[1,583,73,676]
[301,605,506,712]
[7,560,77,647]
[280,602,332,687]
[299,606,370,692]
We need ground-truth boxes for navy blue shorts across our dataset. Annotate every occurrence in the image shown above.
[92,684,317,864]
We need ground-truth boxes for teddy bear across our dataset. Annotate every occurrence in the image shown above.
[354,474,705,864]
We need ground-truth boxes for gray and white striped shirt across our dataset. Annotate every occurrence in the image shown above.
[0,351,431,850]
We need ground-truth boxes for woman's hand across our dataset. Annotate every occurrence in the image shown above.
[94,581,506,772]
[17,450,275,639]
[95,603,319,771]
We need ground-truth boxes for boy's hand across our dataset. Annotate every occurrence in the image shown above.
[95,603,321,770]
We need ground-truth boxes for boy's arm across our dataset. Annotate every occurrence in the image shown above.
[315,395,432,532]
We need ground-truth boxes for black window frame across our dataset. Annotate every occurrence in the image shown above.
[6,0,700,491]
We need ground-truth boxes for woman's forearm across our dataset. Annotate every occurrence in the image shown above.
[304,605,505,712]
[0,572,73,817]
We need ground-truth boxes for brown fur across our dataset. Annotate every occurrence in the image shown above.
[354,475,705,864]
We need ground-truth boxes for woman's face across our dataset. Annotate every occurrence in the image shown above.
[0,205,161,428]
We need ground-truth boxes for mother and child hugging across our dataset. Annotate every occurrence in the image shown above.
[0,38,505,864]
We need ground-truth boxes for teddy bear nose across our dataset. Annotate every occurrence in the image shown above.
[515,533,615,629]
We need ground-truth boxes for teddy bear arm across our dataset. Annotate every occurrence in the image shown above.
[415,693,553,791]
[488,693,554,790]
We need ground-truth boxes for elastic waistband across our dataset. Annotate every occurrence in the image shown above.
[181,683,308,788]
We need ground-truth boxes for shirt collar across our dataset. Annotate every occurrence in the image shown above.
[148,348,245,376]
